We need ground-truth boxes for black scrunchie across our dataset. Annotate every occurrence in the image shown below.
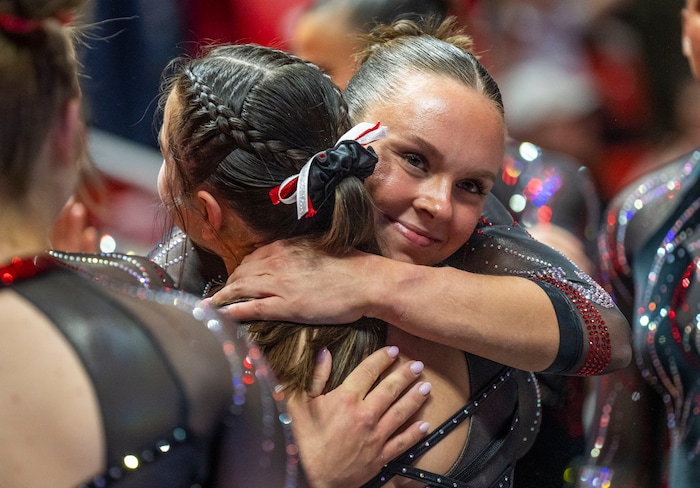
[306,140,378,216]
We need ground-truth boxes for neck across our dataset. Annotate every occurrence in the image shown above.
[0,206,51,263]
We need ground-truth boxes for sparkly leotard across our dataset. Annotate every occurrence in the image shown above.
[6,252,301,487]
[580,149,700,487]
[149,191,620,487]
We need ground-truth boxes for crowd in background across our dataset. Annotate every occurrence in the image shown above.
[81,0,688,202]
[74,0,693,256]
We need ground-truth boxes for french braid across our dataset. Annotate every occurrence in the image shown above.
[160,43,384,395]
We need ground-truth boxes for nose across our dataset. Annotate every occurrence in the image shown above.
[415,177,452,220]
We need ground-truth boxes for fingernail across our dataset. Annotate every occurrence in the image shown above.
[316,347,328,363]
[418,382,432,396]
[419,422,430,433]
[387,346,399,358]
[410,361,424,375]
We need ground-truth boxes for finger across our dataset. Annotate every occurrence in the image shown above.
[308,348,332,398]
[339,346,401,396]
[376,380,431,441]
[381,419,431,463]
[225,258,270,284]
[211,276,275,307]
[218,296,290,322]
[51,200,83,251]
[81,226,100,253]
[361,357,424,413]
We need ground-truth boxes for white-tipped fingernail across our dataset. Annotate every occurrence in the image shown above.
[419,422,430,433]
[387,346,399,358]
[410,361,424,375]
[418,382,432,396]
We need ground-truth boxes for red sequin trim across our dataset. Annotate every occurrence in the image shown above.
[538,276,611,375]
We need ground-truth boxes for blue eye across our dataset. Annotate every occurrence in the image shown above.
[459,180,487,195]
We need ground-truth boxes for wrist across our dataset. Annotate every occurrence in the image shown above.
[356,252,387,321]
[366,256,427,327]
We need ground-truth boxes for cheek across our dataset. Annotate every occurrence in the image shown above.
[157,161,186,229]
[365,163,406,211]
[449,203,482,246]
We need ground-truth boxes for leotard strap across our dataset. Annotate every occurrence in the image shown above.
[363,368,514,487]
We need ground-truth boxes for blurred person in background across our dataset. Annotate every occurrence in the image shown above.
[577,1,700,486]
[0,1,233,486]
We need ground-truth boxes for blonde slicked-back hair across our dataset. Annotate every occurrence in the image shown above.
[346,16,503,123]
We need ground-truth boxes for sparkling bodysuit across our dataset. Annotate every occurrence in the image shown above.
[492,140,602,488]
[5,253,300,487]
[581,149,700,487]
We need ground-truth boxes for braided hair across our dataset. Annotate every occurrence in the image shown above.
[162,44,379,248]
[160,44,384,395]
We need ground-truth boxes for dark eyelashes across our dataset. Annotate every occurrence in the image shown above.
[400,149,489,195]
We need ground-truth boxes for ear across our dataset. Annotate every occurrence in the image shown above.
[51,98,82,168]
[684,35,693,58]
[196,190,223,242]
[682,9,692,58]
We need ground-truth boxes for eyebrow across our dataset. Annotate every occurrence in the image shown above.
[401,132,441,158]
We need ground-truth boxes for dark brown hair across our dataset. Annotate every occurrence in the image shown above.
[160,44,385,395]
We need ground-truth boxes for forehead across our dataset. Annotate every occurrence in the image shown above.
[365,72,504,171]
[291,9,355,55]
[367,72,503,130]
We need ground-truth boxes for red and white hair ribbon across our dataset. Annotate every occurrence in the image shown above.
[269,122,386,219]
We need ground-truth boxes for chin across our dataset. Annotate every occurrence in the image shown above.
[390,250,431,266]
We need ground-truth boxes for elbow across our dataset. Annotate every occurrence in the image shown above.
[604,318,633,373]
[607,337,633,372]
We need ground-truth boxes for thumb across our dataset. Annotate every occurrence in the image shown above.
[308,348,332,398]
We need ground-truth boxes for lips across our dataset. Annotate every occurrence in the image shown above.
[388,216,440,247]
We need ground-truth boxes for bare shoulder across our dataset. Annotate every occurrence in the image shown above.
[0,290,104,487]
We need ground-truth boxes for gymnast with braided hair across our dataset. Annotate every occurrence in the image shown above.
[151,22,585,488]
[0,0,430,485]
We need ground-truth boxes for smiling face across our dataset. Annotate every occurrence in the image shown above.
[362,73,505,266]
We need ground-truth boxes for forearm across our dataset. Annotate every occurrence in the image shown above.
[366,259,559,371]
[363,255,631,374]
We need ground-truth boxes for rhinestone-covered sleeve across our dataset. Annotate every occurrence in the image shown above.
[448,194,621,376]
